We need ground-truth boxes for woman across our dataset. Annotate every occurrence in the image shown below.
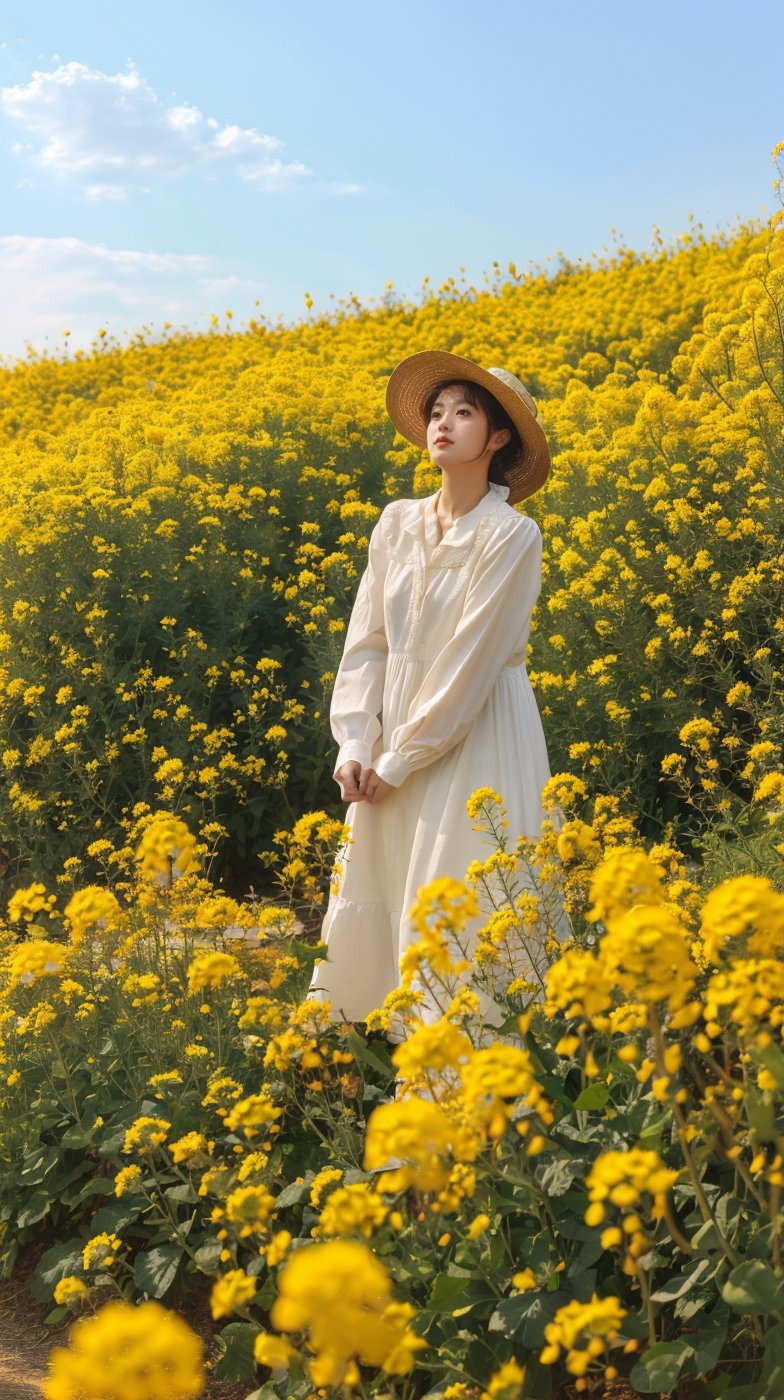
[308,350,564,1037]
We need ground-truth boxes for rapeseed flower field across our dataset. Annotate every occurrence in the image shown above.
[0,172,783,1397]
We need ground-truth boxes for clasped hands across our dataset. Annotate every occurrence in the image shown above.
[335,760,394,805]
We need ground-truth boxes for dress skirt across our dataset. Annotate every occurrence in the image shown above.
[309,657,564,1033]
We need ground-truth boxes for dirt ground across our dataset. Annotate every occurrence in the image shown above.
[0,1277,253,1400]
[0,1282,48,1399]
[0,1275,649,1400]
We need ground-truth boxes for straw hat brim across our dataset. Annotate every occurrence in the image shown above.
[385,350,550,505]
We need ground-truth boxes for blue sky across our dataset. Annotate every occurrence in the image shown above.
[0,0,781,364]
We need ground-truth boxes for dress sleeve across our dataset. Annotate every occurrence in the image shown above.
[372,515,542,788]
[329,507,391,779]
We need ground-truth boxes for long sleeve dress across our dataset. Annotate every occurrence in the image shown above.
[307,480,566,1036]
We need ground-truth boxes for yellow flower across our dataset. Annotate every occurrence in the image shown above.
[148,1069,183,1091]
[466,1212,491,1240]
[264,1229,292,1267]
[460,1043,551,1140]
[586,847,667,924]
[186,950,244,994]
[253,1333,298,1369]
[53,1276,89,1308]
[540,1293,626,1376]
[236,1151,269,1182]
[556,818,599,864]
[135,814,198,880]
[224,1183,276,1232]
[544,947,612,1023]
[113,1165,143,1198]
[170,1132,209,1164]
[433,1162,476,1214]
[703,958,784,1033]
[391,1018,472,1087]
[8,939,66,985]
[270,1240,424,1387]
[700,875,784,964]
[63,886,123,943]
[194,894,250,928]
[585,1148,678,1236]
[123,1116,171,1154]
[7,882,57,924]
[599,904,698,1013]
[43,1299,204,1399]
[263,1027,310,1072]
[364,1097,463,1193]
[223,1091,282,1137]
[466,787,504,820]
[482,1358,527,1399]
[82,1232,122,1271]
[316,1183,388,1239]
[309,1167,343,1208]
[210,1268,257,1320]
[406,877,480,976]
[201,1073,243,1109]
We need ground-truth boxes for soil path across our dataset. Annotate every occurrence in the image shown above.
[0,1284,250,1400]
[0,1302,47,1399]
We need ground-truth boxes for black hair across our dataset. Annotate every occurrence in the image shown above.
[422,379,522,486]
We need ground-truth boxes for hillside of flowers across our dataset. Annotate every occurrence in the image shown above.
[0,152,783,1398]
[1,206,783,898]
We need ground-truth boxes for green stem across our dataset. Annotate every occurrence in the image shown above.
[638,1268,657,1348]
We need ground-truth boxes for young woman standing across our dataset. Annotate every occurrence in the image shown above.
[308,350,564,1036]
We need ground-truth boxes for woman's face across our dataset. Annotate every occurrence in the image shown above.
[426,383,509,468]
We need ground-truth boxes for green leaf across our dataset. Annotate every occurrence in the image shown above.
[44,1305,69,1326]
[133,1244,183,1299]
[573,1082,610,1111]
[693,1316,728,1374]
[636,1104,670,1151]
[87,1202,141,1235]
[746,1088,778,1143]
[345,1027,394,1079]
[76,1178,117,1201]
[275,1177,312,1209]
[536,1074,576,1110]
[651,1256,714,1302]
[60,1122,97,1148]
[757,1317,784,1397]
[15,1190,53,1229]
[193,1239,223,1272]
[756,1042,784,1091]
[31,1239,84,1303]
[428,1272,471,1312]
[722,1260,784,1315]
[288,936,325,969]
[630,1340,698,1393]
[536,1158,584,1197]
[165,1183,198,1204]
[20,1146,60,1185]
[489,1291,559,1347]
[214,1322,259,1383]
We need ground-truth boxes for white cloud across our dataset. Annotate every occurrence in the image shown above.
[1,60,312,196]
[328,180,368,195]
[0,234,266,365]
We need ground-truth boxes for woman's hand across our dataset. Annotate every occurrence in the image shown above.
[363,770,395,805]
[335,762,395,804]
[335,761,366,802]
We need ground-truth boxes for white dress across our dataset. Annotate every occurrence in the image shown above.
[307,481,564,1032]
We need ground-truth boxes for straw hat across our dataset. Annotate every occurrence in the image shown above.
[385,350,550,505]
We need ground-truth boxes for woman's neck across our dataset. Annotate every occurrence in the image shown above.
[436,468,490,527]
